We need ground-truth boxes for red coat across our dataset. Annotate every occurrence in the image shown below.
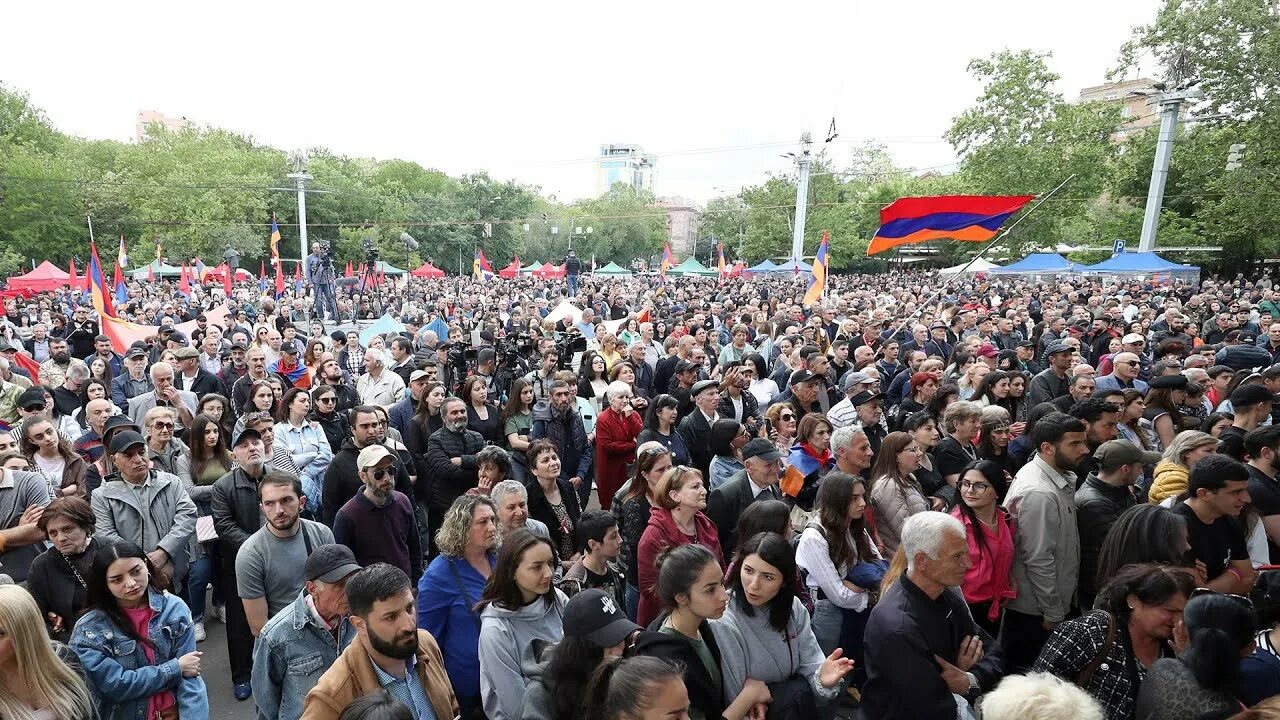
[636,506,723,628]
[594,407,643,510]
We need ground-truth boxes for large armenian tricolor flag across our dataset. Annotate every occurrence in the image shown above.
[867,195,1034,255]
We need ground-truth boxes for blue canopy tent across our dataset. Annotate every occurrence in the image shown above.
[989,253,1079,276]
[747,259,777,274]
[1080,252,1200,282]
[770,259,813,274]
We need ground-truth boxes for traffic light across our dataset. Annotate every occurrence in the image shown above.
[1227,143,1247,171]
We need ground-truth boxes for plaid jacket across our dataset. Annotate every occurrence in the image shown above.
[1032,609,1168,720]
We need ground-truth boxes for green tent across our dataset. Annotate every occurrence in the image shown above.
[520,261,543,275]
[669,257,717,277]
[127,260,185,279]
[593,262,632,276]
[373,261,406,275]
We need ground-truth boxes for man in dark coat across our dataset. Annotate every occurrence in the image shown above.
[677,380,721,481]
[322,405,413,525]
[531,380,593,508]
[425,397,486,522]
[1075,440,1151,608]
[706,439,783,551]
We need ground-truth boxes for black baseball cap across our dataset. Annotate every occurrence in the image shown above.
[18,387,45,410]
[109,430,146,454]
[281,341,299,355]
[789,369,816,386]
[563,589,640,647]
[741,438,782,462]
[126,343,149,359]
[304,544,362,583]
[231,426,262,447]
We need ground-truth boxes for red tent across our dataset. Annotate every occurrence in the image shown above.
[410,263,446,279]
[498,260,521,279]
[534,263,566,279]
[202,266,256,283]
[6,261,72,293]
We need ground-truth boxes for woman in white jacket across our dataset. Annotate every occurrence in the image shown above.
[476,528,567,720]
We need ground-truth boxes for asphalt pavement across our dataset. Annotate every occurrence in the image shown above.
[197,608,256,720]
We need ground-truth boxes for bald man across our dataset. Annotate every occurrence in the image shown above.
[1096,352,1149,393]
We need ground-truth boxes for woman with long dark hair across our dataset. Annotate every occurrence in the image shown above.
[502,377,535,481]
[273,387,332,516]
[69,541,208,719]
[71,377,116,432]
[903,412,951,507]
[1144,383,1187,451]
[636,394,690,467]
[1135,591,1255,719]
[950,460,1015,635]
[629,543,769,720]
[867,431,929,555]
[463,375,504,447]
[925,383,960,421]
[234,380,278,437]
[971,370,1010,409]
[613,442,671,620]
[195,393,234,442]
[976,405,1021,478]
[783,414,835,511]
[578,350,610,416]
[477,528,568,720]
[713,532,856,717]
[582,656,689,720]
[707,418,748,490]
[20,415,85,499]
[1004,370,1030,424]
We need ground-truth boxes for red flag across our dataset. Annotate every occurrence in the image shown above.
[344,261,353,278]
[11,350,41,379]
[274,261,285,298]
[147,264,154,282]
[178,263,191,296]
[222,263,233,297]
[294,262,303,282]
[68,258,78,287]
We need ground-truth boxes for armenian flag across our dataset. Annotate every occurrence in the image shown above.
[87,241,115,317]
[472,248,494,281]
[113,263,127,305]
[269,213,281,266]
[194,257,206,281]
[803,231,830,308]
[660,244,673,285]
[867,195,1034,255]
[117,235,129,267]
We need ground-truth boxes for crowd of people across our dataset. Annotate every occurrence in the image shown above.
[3,261,1280,720]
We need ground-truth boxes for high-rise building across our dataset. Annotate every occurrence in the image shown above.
[655,196,700,257]
[597,144,656,195]
[135,110,192,142]
[1076,79,1171,142]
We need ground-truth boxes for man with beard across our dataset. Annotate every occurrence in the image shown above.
[303,563,459,720]
[212,426,271,700]
[37,337,88,389]
[1001,412,1090,672]
[316,357,359,412]
[333,445,422,582]
[784,368,823,424]
[324,406,414,525]
[531,380,593,508]
[1027,341,1075,407]
[236,471,335,640]
[231,347,272,415]
[83,333,122,376]
[218,340,249,398]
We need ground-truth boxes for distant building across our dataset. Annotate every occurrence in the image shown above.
[1076,78,1177,142]
[655,196,700,257]
[135,111,192,142]
[597,144,656,195]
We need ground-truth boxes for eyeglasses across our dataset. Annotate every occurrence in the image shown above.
[1120,360,1141,367]
[1190,587,1253,608]
[22,404,45,412]
[961,481,992,492]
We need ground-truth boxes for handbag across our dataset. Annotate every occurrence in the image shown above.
[196,515,218,543]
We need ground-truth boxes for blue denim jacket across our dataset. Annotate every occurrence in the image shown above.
[252,590,356,720]
[69,589,209,720]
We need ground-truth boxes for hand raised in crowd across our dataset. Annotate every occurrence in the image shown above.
[46,612,64,634]
[19,503,43,527]
[818,648,856,688]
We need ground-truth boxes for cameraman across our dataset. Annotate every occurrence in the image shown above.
[474,348,502,404]
[305,242,339,322]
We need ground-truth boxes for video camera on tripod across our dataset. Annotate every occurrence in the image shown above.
[555,327,588,370]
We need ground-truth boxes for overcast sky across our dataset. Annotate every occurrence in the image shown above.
[5,1,1160,205]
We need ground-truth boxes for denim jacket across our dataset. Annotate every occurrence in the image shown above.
[252,590,356,720]
[69,588,209,720]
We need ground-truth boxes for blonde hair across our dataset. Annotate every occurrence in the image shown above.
[978,672,1103,720]
[0,586,94,720]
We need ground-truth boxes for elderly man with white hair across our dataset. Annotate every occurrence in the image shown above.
[860,511,1003,720]
[355,347,405,407]
[489,479,550,539]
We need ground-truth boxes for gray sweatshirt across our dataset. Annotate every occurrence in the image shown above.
[478,590,568,720]
[710,595,839,707]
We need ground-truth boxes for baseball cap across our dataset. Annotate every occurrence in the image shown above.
[562,589,641,647]
[281,341,299,355]
[675,359,699,374]
[230,341,248,351]
[975,343,998,359]
[167,331,189,345]
[850,390,885,407]
[357,444,395,469]
[103,415,141,437]
[1149,374,1189,390]
[409,369,431,383]
[1122,333,1146,344]
[789,369,816,386]
[1017,340,1036,349]
[18,387,46,410]
[94,334,111,343]
[230,426,262,448]
[304,544,362,583]
[126,343,149,359]
[1231,383,1275,408]
[1094,440,1163,470]
[841,371,871,392]
[741,438,782,462]
[108,430,147,454]
[158,324,175,334]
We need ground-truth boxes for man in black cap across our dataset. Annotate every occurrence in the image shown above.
[219,340,250,398]
[676,379,722,480]
[212,425,271,699]
[1219,383,1275,462]
[91,429,196,594]
[110,343,153,408]
[670,359,700,420]
[252,543,361,720]
[0,339,33,384]
[784,368,823,425]
[1076,439,1160,607]
[525,588,640,714]
[1028,341,1075,407]
[923,321,953,361]
[707,438,783,550]
[83,333,122,376]
[850,390,888,455]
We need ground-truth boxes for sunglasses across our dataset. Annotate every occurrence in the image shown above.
[316,396,336,404]
[1190,587,1253,608]
[780,414,796,422]
[151,421,175,430]
[371,468,391,481]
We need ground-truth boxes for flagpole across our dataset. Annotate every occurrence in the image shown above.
[86,215,96,244]
[876,174,1076,356]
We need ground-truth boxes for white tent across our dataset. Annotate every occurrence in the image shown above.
[938,258,1000,275]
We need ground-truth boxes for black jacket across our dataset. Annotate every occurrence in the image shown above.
[531,402,592,483]
[861,577,1003,720]
[1075,473,1138,606]
[525,475,582,556]
[631,617,726,720]
[211,466,267,554]
[322,439,414,525]
[716,389,759,428]
[311,410,352,454]
[178,367,224,398]
[676,410,716,480]
[706,469,778,553]
[26,539,100,643]
[425,426,485,518]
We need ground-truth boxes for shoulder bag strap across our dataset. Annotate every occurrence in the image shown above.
[447,558,483,630]
[1076,611,1116,688]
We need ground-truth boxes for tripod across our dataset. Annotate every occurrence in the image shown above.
[358,261,384,319]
